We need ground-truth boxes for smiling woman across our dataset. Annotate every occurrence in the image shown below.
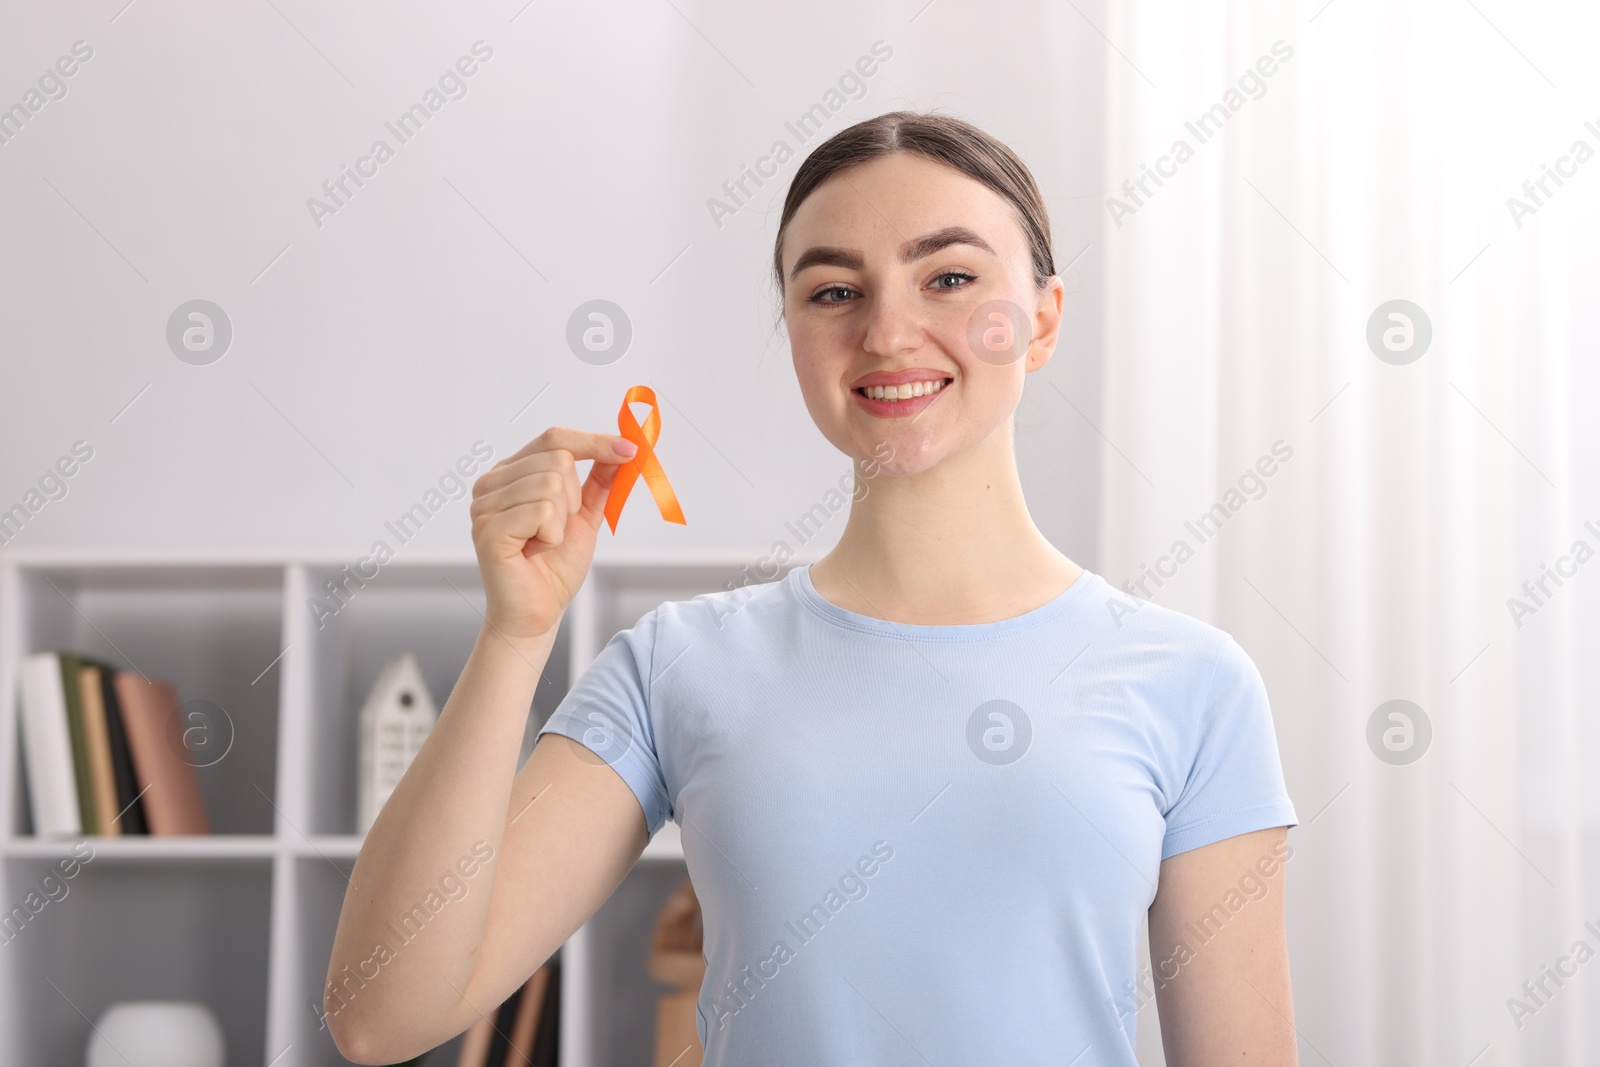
[324,110,1299,1067]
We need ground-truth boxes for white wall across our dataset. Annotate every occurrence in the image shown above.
[0,0,1106,573]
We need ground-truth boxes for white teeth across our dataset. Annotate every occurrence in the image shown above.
[862,379,946,401]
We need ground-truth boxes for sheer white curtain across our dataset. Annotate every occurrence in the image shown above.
[1099,2,1600,1063]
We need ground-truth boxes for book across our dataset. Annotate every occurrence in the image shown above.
[530,958,559,1066]
[113,671,211,835]
[99,664,149,834]
[482,981,525,1066]
[77,664,123,835]
[57,652,99,835]
[503,965,551,1067]
[455,1013,495,1067]
[452,967,554,1067]
[18,652,82,837]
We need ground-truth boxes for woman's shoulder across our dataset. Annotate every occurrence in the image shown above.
[647,573,797,639]
[1081,577,1243,684]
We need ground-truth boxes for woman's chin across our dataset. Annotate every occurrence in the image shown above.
[852,439,943,478]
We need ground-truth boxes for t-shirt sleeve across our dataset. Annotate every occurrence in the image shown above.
[1160,635,1298,860]
[535,607,672,836]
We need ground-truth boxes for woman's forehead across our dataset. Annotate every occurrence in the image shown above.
[784,158,1018,261]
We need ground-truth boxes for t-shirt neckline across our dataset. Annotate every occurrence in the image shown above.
[788,562,1101,642]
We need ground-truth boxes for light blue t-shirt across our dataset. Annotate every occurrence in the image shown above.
[537,564,1298,1065]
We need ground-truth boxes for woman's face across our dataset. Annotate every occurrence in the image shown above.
[780,151,1064,476]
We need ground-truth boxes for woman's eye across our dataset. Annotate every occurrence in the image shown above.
[810,285,855,304]
[932,270,976,289]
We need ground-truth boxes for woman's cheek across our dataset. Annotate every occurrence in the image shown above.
[789,326,851,394]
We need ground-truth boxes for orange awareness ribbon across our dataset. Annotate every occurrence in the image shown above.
[604,385,686,534]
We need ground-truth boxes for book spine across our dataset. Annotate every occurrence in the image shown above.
[78,665,123,835]
[100,668,149,835]
[18,653,82,837]
[58,653,97,835]
[481,981,523,1065]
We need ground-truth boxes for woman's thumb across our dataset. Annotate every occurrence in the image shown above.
[576,441,636,525]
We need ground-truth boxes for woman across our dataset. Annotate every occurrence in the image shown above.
[326,111,1300,1065]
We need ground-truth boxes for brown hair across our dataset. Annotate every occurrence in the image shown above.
[772,110,1056,300]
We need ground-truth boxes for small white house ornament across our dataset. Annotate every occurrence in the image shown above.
[357,653,438,835]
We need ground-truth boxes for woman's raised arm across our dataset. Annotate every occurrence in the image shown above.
[324,428,652,1065]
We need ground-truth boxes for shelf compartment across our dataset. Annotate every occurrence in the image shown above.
[0,853,272,1065]
[6,563,285,838]
[291,562,570,838]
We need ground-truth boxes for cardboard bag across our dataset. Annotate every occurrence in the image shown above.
[647,876,704,1067]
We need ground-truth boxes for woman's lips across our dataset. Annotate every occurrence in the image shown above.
[851,377,951,419]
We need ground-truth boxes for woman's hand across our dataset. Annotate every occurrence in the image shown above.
[470,427,639,644]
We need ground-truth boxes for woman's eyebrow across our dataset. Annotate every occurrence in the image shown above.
[900,226,995,263]
[788,226,996,282]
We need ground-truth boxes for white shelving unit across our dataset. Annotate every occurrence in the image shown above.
[0,550,786,1066]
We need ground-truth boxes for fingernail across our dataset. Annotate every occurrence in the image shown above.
[613,439,638,456]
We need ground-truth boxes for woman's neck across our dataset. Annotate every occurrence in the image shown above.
[808,422,1083,626]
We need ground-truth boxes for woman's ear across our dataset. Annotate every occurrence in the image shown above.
[1025,275,1067,372]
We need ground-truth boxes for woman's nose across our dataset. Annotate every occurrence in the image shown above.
[861,286,925,358]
